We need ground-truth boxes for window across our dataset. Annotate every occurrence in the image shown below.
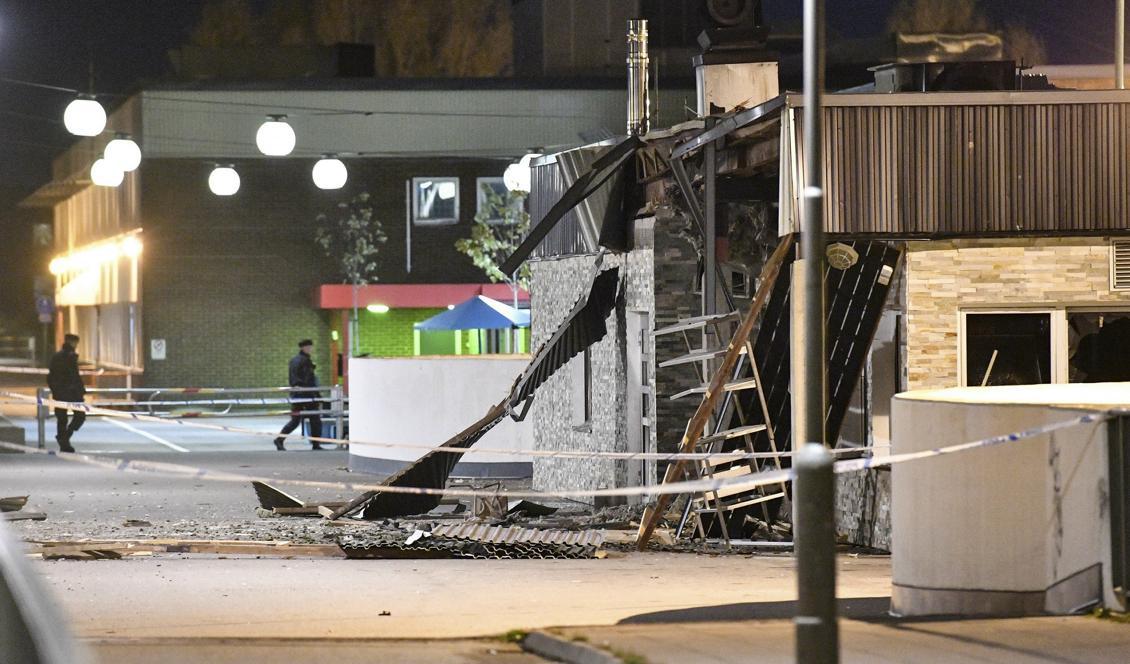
[1068,310,1130,383]
[963,312,1052,386]
[571,349,592,428]
[411,177,459,225]
[479,176,526,225]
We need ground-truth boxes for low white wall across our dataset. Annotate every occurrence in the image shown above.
[347,356,534,478]
[891,383,1125,616]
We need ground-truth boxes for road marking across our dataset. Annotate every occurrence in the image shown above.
[106,418,190,453]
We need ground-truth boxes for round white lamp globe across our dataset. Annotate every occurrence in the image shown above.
[105,135,142,172]
[312,156,347,190]
[208,165,240,196]
[255,115,296,156]
[90,158,124,187]
[503,153,538,192]
[63,97,107,137]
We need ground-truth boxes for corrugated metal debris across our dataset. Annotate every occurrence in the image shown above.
[338,525,604,560]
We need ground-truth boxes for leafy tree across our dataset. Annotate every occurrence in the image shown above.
[315,192,386,355]
[887,0,1047,65]
[455,185,530,292]
[188,0,513,76]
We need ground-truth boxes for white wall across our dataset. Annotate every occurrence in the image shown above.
[348,356,533,473]
[890,383,1124,616]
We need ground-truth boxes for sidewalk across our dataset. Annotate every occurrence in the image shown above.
[543,614,1130,663]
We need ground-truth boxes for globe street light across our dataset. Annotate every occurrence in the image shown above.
[503,153,539,192]
[208,164,240,196]
[90,158,123,187]
[255,114,296,156]
[312,155,347,190]
[104,134,142,172]
[63,96,107,137]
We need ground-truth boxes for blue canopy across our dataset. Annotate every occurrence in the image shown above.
[414,295,530,331]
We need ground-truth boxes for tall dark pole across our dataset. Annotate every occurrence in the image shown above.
[794,0,838,661]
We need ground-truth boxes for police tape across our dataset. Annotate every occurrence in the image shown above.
[0,390,869,463]
[0,402,1112,501]
[88,397,338,407]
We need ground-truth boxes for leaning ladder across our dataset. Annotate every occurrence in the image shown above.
[635,235,794,551]
[653,310,787,547]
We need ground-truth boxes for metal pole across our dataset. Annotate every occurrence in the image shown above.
[333,384,345,443]
[795,443,838,663]
[704,118,718,319]
[36,388,47,450]
[1118,0,1126,89]
[795,0,837,660]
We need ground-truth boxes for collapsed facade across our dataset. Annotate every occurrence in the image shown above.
[517,53,1130,548]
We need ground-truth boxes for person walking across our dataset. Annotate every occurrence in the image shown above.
[273,339,323,451]
[47,333,86,453]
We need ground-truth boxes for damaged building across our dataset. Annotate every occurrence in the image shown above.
[509,27,1130,549]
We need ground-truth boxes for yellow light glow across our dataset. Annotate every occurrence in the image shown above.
[49,232,143,276]
[366,304,390,314]
[120,236,142,258]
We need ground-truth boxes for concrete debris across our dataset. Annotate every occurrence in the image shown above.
[1,495,28,512]
[3,512,46,522]
[123,519,152,527]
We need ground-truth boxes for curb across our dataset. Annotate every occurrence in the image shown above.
[521,631,621,664]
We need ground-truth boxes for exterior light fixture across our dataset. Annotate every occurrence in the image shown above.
[90,158,123,187]
[48,258,65,276]
[503,153,539,193]
[312,155,347,190]
[255,114,296,156]
[447,304,455,310]
[63,96,107,137]
[825,242,860,270]
[104,134,142,172]
[366,304,390,314]
[208,164,240,196]
[331,330,340,342]
[119,235,142,258]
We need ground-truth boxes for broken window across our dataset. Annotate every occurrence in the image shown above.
[1068,310,1130,383]
[964,312,1052,386]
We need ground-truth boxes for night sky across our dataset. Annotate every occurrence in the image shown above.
[0,0,1123,329]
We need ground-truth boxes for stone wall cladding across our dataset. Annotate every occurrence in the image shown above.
[835,469,891,551]
[651,206,707,454]
[905,238,1130,390]
[528,246,654,499]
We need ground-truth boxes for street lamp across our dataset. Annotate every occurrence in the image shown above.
[255,114,296,156]
[90,158,123,187]
[105,134,142,172]
[63,96,106,136]
[312,155,347,190]
[208,164,240,196]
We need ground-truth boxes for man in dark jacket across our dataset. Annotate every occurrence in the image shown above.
[47,333,86,453]
[273,339,323,451]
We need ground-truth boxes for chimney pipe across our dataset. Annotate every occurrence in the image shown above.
[627,19,650,136]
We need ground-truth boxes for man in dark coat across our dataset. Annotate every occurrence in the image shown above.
[47,333,86,453]
[273,339,323,451]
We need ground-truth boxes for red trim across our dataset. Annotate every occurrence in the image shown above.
[316,283,530,309]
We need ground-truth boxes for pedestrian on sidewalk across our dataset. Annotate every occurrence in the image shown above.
[47,333,85,453]
[273,339,323,451]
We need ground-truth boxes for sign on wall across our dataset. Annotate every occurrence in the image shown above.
[150,338,166,361]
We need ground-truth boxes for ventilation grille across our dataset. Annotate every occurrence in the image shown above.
[1113,240,1130,291]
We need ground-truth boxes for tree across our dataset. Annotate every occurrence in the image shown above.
[186,0,513,77]
[315,192,387,356]
[455,185,530,291]
[886,0,1047,65]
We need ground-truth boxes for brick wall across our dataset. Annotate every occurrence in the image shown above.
[905,238,1130,390]
[355,308,444,357]
[139,157,507,387]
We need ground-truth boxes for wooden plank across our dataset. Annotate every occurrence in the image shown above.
[2,512,45,521]
[636,234,795,550]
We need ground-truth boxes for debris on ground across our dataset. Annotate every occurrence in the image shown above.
[338,522,604,560]
[1,495,29,512]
